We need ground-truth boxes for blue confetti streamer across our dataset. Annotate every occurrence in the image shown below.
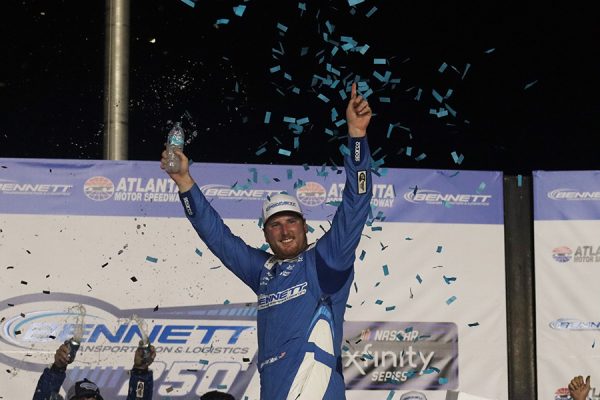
[269,65,281,73]
[348,0,365,6]
[339,143,351,156]
[444,103,457,117]
[468,322,480,327]
[443,275,457,284]
[146,256,158,263]
[385,306,395,312]
[259,243,270,251]
[264,111,271,124]
[359,250,366,261]
[179,0,197,7]
[432,89,444,103]
[195,248,203,256]
[233,5,246,17]
[375,299,383,305]
[406,146,412,156]
[283,116,296,123]
[278,148,291,156]
[461,63,471,80]
[382,264,389,276]
[517,174,523,187]
[198,359,209,365]
[438,62,448,73]
[414,88,423,101]
[524,80,538,90]
[366,6,378,17]
[446,295,457,305]
[436,245,443,253]
[416,274,422,284]
[415,153,427,161]
[215,19,230,25]
[277,22,288,32]
[484,48,496,54]
[248,167,258,183]
[317,93,330,103]
[439,377,449,385]
[255,147,266,156]
[287,169,293,179]
[373,58,387,65]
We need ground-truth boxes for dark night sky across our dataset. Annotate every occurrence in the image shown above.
[1,0,599,174]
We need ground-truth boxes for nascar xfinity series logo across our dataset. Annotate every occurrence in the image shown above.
[403,189,490,207]
[342,321,458,390]
[552,246,600,263]
[548,188,600,201]
[0,293,258,399]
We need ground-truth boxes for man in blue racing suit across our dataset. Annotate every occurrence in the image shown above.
[161,83,372,400]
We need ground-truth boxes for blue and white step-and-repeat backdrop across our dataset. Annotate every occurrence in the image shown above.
[534,171,600,400]
[0,158,507,400]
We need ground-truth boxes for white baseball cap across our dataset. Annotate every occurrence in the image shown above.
[262,193,303,224]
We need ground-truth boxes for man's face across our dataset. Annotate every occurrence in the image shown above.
[263,212,308,259]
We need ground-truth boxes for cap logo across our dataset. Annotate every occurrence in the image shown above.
[79,382,98,391]
[265,200,297,212]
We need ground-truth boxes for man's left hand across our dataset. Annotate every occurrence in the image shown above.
[346,82,372,138]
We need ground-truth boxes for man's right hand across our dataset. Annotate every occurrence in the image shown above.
[160,148,195,193]
[53,343,70,369]
[569,375,591,400]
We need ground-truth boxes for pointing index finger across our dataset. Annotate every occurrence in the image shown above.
[351,82,357,99]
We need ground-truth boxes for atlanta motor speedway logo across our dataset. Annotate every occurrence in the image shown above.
[0,293,258,399]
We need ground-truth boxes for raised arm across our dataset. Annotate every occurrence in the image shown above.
[161,149,268,293]
[315,83,373,275]
[32,343,70,399]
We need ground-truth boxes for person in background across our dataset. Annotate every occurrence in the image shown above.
[200,391,235,400]
[568,375,591,400]
[33,341,156,400]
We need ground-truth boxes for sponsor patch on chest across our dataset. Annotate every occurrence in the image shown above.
[258,282,308,310]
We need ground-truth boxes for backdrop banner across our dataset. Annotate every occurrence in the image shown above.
[0,158,507,400]
[534,171,600,400]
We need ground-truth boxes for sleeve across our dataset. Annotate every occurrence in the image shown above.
[126,369,153,400]
[315,136,372,275]
[32,367,66,400]
[179,184,269,294]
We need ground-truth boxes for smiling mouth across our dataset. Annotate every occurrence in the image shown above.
[281,238,294,244]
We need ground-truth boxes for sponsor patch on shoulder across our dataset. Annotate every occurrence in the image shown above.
[357,170,367,194]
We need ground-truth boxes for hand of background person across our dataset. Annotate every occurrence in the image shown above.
[53,343,71,369]
[346,82,372,138]
[160,147,195,193]
[133,345,156,371]
[568,375,591,400]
